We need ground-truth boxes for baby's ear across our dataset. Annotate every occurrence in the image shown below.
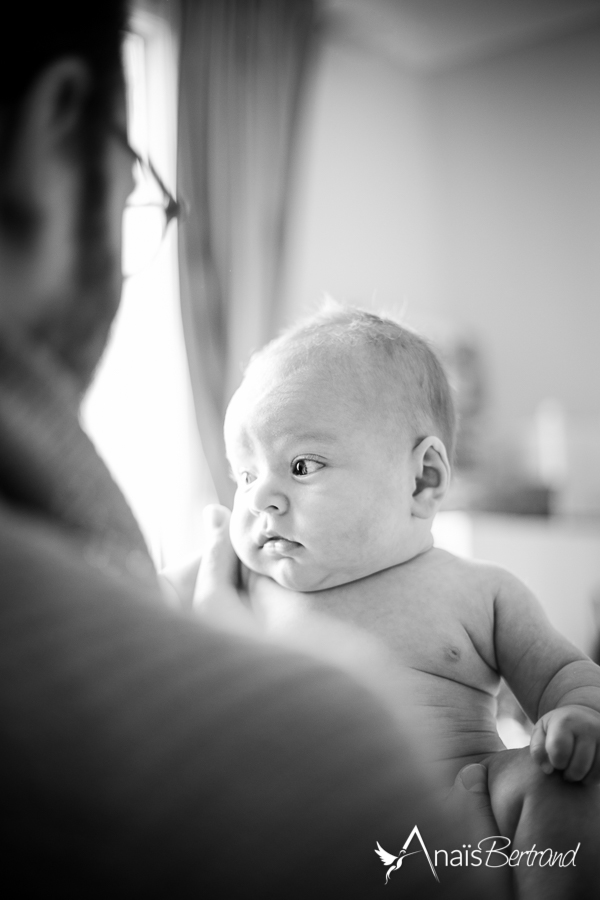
[411,436,451,519]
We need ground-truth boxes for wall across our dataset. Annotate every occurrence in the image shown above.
[281,34,445,324]
[431,25,600,427]
[282,23,600,499]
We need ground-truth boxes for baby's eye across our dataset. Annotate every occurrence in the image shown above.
[292,458,323,477]
[239,471,256,486]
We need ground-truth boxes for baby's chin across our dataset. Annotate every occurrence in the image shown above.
[231,531,386,592]
[240,555,356,593]
[228,536,302,589]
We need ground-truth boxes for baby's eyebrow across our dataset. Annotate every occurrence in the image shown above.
[289,429,337,444]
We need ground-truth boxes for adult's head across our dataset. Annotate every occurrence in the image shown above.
[225,306,456,590]
[0,1,130,391]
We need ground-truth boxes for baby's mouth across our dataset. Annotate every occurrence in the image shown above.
[258,533,302,554]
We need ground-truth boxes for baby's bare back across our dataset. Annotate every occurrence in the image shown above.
[248,548,507,780]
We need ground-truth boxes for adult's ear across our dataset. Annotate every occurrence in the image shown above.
[0,58,94,339]
[28,57,90,148]
[411,435,451,519]
[7,58,90,202]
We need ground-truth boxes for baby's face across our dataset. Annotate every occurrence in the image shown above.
[225,352,420,591]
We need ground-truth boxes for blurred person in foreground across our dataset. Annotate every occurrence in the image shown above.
[0,2,590,897]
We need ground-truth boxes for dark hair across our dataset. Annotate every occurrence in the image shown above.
[0,1,128,240]
[248,304,458,462]
[0,2,127,109]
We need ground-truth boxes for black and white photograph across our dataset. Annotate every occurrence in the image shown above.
[3,1,600,895]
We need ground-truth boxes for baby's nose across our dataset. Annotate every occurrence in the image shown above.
[249,476,288,515]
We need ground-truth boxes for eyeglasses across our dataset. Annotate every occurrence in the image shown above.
[117,131,183,278]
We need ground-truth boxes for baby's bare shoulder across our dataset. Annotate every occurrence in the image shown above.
[435,553,537,609]
[311,549,501,631]
[411,547,509,596]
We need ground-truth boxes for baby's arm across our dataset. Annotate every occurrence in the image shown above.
[529,665,600,782]
[493,570,600,783]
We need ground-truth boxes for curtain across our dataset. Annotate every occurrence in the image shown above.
[177,0,317,505]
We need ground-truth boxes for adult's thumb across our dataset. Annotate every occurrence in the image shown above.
[448,764,499,837]
[194,504,237,605]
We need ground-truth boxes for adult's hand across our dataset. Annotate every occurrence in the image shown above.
[193,504,258,634]
[446,763,500,836]
[485,746,600,900]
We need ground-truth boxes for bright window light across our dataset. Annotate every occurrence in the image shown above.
[82,9,217,569]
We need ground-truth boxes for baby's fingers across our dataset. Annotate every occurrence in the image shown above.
[544,715,575,772]
[562,735,597,782]
[582,746,600,785]
[530,718,554,774]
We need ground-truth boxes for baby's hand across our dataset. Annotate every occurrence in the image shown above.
[530,704,600,784]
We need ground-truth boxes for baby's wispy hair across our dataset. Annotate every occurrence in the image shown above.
[246,303,457,462]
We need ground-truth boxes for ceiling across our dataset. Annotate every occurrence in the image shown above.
[322,0,600,71]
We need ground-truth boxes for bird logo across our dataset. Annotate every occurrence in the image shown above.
[374,826,440,883]
[374,842,421,883]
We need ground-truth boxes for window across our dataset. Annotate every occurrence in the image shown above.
[82,3,217,568]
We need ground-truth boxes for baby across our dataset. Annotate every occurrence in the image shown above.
[223,306,600,786]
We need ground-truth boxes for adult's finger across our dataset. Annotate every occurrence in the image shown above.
[194,505,238,605]
[446,764,499,838]
[444,765,511,897]
[194,505,256,633]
